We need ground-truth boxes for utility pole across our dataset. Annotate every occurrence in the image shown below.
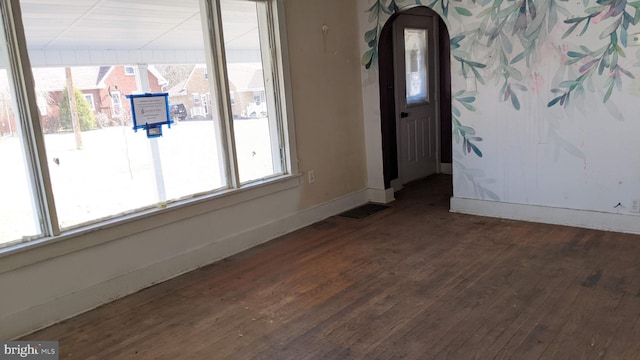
[65,67,83,150]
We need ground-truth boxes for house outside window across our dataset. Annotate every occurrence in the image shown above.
[0,0,293,247]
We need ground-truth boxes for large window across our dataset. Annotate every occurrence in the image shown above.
[221,0,283,183]
[0,0,291,248]
[29,63,227,228]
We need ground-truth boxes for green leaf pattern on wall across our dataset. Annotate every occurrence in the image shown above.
[362,0,640,125]
[453,154,501,201]
[363,0,572,110]
[362,0,640,200]
[548,0,639,107]
[452,90,484,157]
[362,0,398,69]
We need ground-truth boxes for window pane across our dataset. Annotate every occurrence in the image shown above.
[21,1,227,229]
[404,28,428,104]
[0,30,43,246]
[221,0,283,183]
[161,63,226,201]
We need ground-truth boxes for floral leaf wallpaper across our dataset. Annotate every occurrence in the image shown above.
[361,0,640,203]
[362,0,640,113]
[362,0,396,70]
[548,0,639,107]
[452,90,483,157]
[453,152,501,201]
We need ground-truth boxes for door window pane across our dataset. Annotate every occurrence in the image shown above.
[404,28,428,104]
[221,0,283,183]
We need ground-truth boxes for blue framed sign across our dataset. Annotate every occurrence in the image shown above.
[127,93,172,138]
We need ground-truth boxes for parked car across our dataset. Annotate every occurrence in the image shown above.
[246,102,267,118]
[170,103,187,122]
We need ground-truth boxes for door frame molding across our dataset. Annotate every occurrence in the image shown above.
[392,12,440,187]
[377,6,451,190]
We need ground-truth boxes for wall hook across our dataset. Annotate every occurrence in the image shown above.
[321,24,329,53]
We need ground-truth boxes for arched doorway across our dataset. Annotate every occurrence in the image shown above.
[378,6,451,191]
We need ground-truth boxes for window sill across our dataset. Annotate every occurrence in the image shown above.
[0,173,302,274]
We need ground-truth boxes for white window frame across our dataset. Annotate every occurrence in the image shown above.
[0,0,299,270]
[124,65,135,75]
[36,94,47,116]
[83,93,95,111]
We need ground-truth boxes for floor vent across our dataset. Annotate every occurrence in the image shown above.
[338,203,390,219]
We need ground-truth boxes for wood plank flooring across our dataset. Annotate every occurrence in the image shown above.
[24,175,640,359]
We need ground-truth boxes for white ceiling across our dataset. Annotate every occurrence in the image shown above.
[18,0,261,66]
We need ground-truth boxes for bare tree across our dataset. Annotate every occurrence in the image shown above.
[0,85,15,136]
[156,64,195,90]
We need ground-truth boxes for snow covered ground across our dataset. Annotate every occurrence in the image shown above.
[0,118,275,246]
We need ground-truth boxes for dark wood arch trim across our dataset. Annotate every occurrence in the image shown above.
[378,7,451,188]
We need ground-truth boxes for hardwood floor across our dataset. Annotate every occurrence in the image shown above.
[24,175,640,359]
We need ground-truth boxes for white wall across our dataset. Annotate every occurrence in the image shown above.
[284,0,368,208]
[357,2,388,201]
[0,0,369,339]
[0,180,369,339]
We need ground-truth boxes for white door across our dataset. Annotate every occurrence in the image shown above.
[393,14,439,185]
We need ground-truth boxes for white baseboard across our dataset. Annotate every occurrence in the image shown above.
[450,197,640,235]
[390,178,403,193]
[440,163,452,174]
[4,189,369,340]
[368,187,395,204]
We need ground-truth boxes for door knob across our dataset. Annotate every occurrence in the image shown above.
[400,112,409,118]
